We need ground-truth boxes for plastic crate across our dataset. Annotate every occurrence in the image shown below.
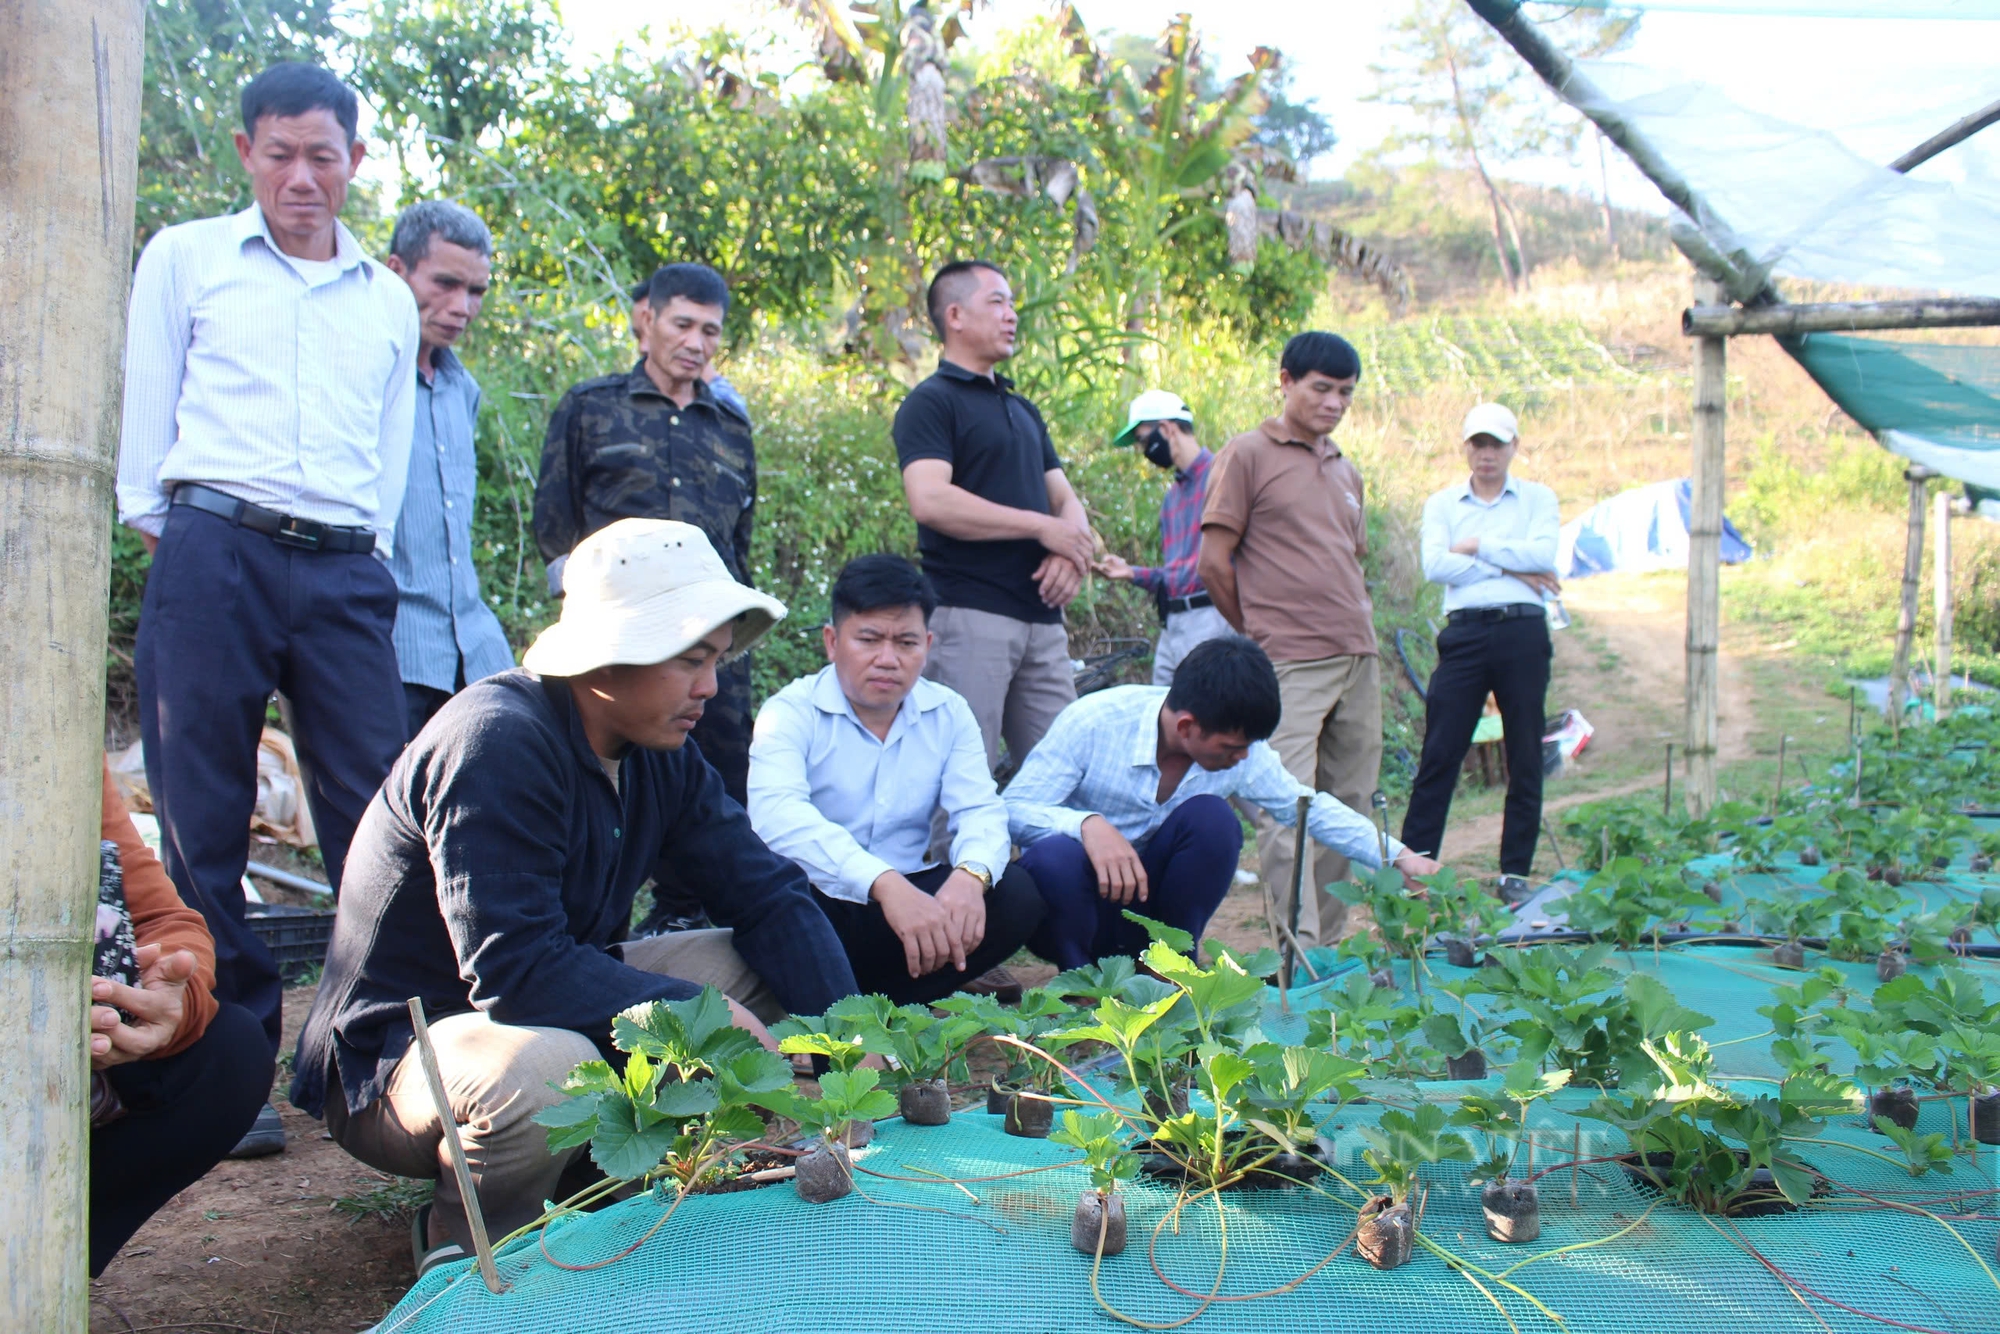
[246,903,336,977]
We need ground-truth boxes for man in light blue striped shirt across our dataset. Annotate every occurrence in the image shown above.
[117,65,418,1117]
[383,201,516,737]
[1401,403,1561,902]
[1006,637,1441,967]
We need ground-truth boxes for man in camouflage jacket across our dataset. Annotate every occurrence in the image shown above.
[534,264,756,933]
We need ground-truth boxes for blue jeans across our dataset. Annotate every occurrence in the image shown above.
[1021,794,1243,968]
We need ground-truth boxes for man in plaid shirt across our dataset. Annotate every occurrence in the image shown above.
[1094,390,1232,686]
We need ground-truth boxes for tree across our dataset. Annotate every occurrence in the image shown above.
[1367,0,1635,289]
[1252,62,1337,175]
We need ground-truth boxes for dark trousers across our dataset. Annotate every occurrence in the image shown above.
[405,682,453,739]
[91,1003,274,1275]
[1399,612,1551,876]
[137,507,408,1051]
[813,862,1046,1005]
[640,654,753,931]
[1021,794,1242,969]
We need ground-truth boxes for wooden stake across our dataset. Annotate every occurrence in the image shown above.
[1281,793,1311,1013]
[1890,467,1932,719]
[1935,489,1953,720]
[0,8,144,1329]
[1685,271,1727,817]
[1772,736,1787,815]
[1662,742,1675,819]
[408,999,506,1295]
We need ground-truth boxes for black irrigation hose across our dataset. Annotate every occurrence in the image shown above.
[1392,627,1431,698]
[1449,929,2000,961]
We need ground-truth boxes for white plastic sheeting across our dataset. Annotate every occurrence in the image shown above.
[1570,59,2000,298]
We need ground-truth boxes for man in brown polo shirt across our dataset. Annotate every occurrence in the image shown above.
[1198,331,1377,947]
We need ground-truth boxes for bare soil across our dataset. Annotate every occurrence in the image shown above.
[89,984,413,1334]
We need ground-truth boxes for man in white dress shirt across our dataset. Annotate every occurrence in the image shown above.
[1006,636,1441,969]
[748,555,1045,1003]
[117,62,420,1143]
[1399,403,1561,904]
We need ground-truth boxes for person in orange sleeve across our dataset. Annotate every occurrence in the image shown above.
[89,761,273,1276]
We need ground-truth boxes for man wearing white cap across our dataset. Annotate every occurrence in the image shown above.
[1400,404,1561,904]
[290,518,858,1273]
[1095,390,1231,686]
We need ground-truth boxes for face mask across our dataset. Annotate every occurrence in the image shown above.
[1140,427,1176,470]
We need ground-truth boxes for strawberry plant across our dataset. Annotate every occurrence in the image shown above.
[1451,1058,1572,1182]
[1052,1111,1141,1257]
[1562,856,1712,957]
[534,988,794,1186]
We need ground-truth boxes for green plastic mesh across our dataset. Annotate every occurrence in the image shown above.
[376,943,2000,1334]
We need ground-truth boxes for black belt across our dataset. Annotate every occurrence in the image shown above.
[172,483,376,554]
[1446,603,1543,626]
[1163,592,1213,615]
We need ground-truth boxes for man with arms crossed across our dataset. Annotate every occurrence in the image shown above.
[1199,332,1378,949]
[382,200,516,736]
[894,260,1095,771]
[118,62,419,1154]
[749,555,1046,1002]
[293,520,856,1274]
[1094,390,1232,686]
[1400,404,1560,904]
[1006,636,1439,968]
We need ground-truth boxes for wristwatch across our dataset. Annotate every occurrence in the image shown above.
[954,862,994,892]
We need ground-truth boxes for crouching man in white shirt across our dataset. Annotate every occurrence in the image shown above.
[748,555,1047,1003]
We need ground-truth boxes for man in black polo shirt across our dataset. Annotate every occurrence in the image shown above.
[893,260,1094,772]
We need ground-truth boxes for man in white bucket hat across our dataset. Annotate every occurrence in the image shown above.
[291,518,859,1274]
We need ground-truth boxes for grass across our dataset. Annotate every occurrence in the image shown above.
[332,1174,434,1226]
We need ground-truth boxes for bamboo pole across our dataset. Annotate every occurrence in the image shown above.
[1888,95,2000,174]
[0,4,144,1327]
[1890,468,1934,719]
[1685,272,1727,817]
[1682,298,2000,338]
[1935,490,1953,719]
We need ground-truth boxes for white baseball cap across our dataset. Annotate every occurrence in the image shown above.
[523,519,786,677]
[1113,389,1195,445]
[1461,402,1519,445]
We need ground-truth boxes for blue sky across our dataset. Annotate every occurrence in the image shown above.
[547,1,2000,210]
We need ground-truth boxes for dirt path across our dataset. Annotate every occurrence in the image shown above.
[1437,571,1759,871]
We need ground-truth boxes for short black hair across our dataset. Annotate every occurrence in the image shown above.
[646,263,730,315]
[629,280,650,304]
[1280,331,1362,383]
[1164,636,1282,741]
[241,62,359,145]
[829,554,938,626]
[926,260,1007,337]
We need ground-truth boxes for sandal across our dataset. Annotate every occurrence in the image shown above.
[410,1202,468,1278]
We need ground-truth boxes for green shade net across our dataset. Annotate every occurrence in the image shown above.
[1784,334,2000,487]
[373,937,2000,1334]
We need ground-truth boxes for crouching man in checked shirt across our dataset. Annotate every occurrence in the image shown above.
[1003,636,1441,968]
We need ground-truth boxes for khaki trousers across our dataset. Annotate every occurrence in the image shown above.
[1255,653,1384,948]
[923,604,1076,771]
[326,929,784,1251]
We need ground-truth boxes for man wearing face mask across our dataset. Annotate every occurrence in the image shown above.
[1094,391,1231,687]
